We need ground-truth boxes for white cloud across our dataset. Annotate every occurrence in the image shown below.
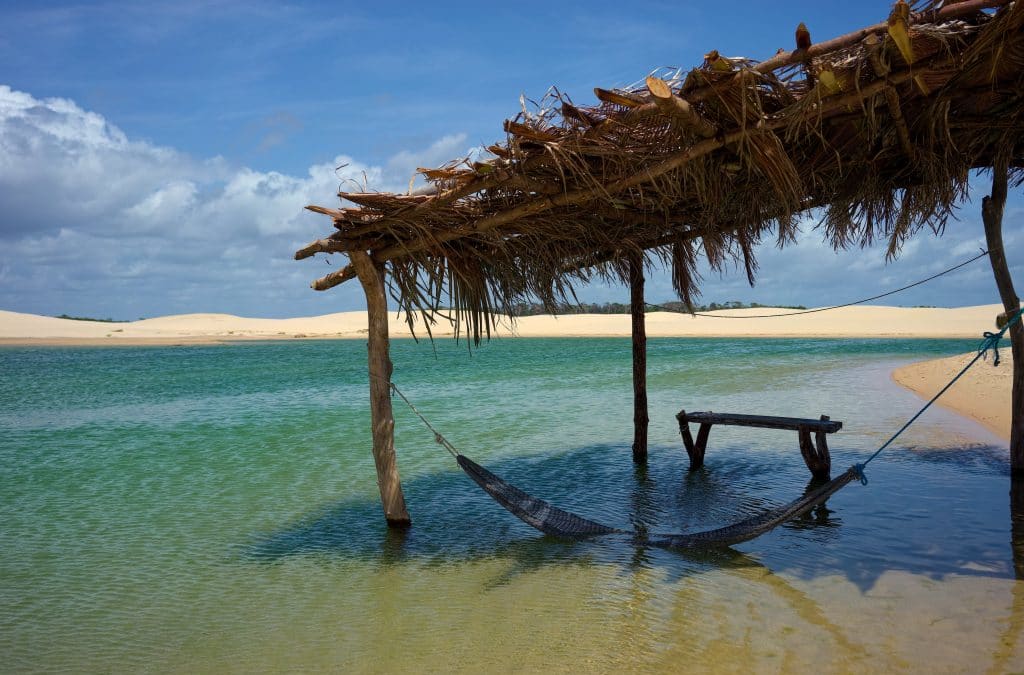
[0,85,458,318]
[385,133,469,192]
[123,180,199,226]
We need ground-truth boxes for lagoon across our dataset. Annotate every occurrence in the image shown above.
[1,338,1020,672]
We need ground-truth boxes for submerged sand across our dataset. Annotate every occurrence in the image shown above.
[0,303,1007,344]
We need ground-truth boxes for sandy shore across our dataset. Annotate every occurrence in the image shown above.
[893,351,1013,441]
[0,304,1007,344]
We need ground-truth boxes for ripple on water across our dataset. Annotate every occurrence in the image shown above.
[2,338,1023,672]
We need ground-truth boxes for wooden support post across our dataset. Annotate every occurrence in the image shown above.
[629,255,649,464]
[982,158,1024,474]
[349,251,412,528]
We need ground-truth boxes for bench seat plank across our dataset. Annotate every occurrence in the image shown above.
[680,412,842,433]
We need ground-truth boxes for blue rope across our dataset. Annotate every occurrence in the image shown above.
[645,250,989,319]
[853,305,1023,485]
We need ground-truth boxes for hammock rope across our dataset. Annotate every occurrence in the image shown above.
[644,249,990,319]
[388,305,1022,548]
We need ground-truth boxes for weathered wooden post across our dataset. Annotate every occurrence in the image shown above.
[349,251,412,527]
[629,254,649,464]
[981,158,1024,475]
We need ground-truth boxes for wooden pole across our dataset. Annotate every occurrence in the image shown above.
[644,76,717,138]
[981,158,1024,474]
[629,255,649,464]
[349,251,412,527]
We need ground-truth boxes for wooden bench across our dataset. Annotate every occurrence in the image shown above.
[676,410,843,479]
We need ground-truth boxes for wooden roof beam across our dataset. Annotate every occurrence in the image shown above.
[750,0,1007,76]
[295,231,387,260]
[644,76,717,138]
[340,192,432,208]
[604,0,1009,118]
[865,33,916,161]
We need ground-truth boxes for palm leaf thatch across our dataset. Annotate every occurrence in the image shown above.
[297,0,1024,342]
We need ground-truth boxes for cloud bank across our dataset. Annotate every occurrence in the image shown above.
[0,85,473,318]
[0,84,1018,320]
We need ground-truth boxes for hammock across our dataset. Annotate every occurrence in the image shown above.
[390,382,864,548]
[457,451,859,548]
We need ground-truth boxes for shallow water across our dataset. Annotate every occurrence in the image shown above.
[1,337,1022,673]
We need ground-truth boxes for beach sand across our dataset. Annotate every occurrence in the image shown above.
[893,350,1014,441]
[0,303,1007,343]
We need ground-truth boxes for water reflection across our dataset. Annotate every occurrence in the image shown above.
[243,453,1024,670]
[784,475,844,531]
[990,477,1024,673]
[1012,476,1024,580]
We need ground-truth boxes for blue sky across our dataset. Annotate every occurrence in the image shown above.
[0,0,1019,319]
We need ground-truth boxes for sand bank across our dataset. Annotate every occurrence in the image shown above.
[0,304,1007,345]
[893,351,1013,441]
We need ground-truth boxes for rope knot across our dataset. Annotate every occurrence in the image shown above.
[853,464,869,486]
[980,331,1002,367]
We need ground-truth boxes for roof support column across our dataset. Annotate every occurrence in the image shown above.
[982,158,1023,475]
[350,251,412,527]
[630,254,649,464]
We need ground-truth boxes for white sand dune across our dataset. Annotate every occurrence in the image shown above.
[0,303,1007,343]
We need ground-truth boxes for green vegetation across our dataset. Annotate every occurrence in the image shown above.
[510,300,807,316]
[653,300,808,313]
[55,314,129,323]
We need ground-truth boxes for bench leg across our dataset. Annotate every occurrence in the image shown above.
[797,416,832,480]
[813,427,832,479]
[693,423,712,470]
[677,410,712,471]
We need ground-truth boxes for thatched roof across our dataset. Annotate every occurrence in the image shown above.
[297,0,1023,341]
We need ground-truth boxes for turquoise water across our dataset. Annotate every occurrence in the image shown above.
[2,338,1022,672]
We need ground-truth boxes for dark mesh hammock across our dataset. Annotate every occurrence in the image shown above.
[391,382,861,548]
[457,452,860,548]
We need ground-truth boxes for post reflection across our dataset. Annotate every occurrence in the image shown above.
[1011,476,1024,580]
[990,476,1024,673]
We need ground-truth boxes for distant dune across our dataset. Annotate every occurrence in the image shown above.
[0,304,1008,344]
